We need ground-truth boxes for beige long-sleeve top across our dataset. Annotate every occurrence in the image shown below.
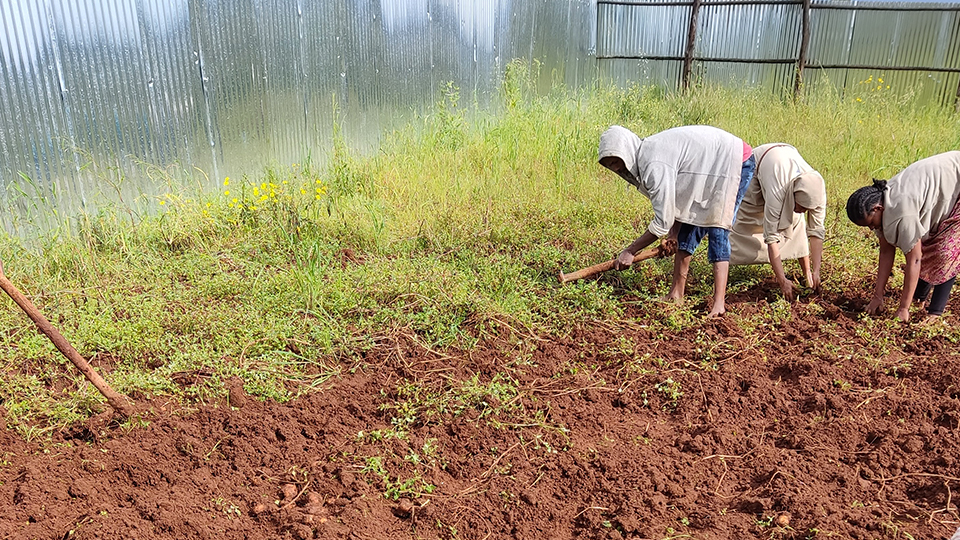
[745,143,827,244]
[881,151,960,253]
[598,125,745,238]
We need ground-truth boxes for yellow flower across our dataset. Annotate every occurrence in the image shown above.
[232,198,238,204]
[159,200,166,205]
[224,190,230,196]
[253,187,259,196]
[878,77,883,83]
[315,195,320,200]
[300,189,306,195]
[224,177,230,186]
[856,97,862,102]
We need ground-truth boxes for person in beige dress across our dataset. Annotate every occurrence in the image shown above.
[729,143,827,301]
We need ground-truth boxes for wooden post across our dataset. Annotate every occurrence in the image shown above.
[955,75,960,113]
[0,261,134,418]
[682,0,703,91]
[793,0,812,100]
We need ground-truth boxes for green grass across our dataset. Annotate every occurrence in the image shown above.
[1,59,959,435]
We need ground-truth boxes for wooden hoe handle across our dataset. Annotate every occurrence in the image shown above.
[559,246,664,285]
[0,260,133,417]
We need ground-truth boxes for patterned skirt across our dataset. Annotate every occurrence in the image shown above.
[920,197,960,285]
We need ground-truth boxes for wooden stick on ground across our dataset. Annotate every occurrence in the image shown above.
[0,260,134,418]
[559,245,667,285]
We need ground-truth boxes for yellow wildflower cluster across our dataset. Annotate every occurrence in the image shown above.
[222,163,329,212]
[858,75,891,93]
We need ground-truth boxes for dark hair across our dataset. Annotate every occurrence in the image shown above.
[845,178,888,224]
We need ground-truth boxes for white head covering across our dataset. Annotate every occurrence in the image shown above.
[598,125,643,189]
[778,171,827,237]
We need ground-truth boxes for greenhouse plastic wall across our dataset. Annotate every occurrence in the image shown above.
[0,0,595,234]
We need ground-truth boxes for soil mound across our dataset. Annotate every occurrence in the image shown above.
[2,290,959,539]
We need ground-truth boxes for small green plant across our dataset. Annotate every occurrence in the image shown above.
[211,497,242,519]
[655,378,683,408]
[360,456,437,501]
[767,297,793,325]
[833,379,852,392]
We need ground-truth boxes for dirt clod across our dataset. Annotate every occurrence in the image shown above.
[281,483,299,501]
[393,499,415,518]
[226,376,248,408]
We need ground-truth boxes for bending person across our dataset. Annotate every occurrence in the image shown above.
[729,143,827,301]
[846,151,960,322]
[598,125,755,317]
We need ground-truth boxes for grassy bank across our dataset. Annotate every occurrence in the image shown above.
[1,62,958,435]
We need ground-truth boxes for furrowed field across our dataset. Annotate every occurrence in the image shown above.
[2,68,960,539]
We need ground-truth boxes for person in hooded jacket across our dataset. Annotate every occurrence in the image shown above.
[728,143,828,301]
[598,124,755,317]
[846,151,960,322]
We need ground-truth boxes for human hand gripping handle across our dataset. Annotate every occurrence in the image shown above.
[613,230,676,271]
[614,249,635,271]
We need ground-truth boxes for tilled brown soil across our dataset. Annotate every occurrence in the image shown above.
[1,286,959,540]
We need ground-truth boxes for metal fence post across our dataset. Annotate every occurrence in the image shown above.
[682,0,703,91]
[956,76,960,112]
[794,0,812,101]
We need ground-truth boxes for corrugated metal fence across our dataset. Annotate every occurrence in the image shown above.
[597,0,960,104]
[0,0,595,233]
[1,0,958,234]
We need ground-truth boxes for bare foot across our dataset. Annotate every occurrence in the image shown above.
[705,309,725,319]
[661,292,683,303]
[917,314,945,327]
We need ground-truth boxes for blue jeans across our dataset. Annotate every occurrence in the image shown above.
[676,155,756,263]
